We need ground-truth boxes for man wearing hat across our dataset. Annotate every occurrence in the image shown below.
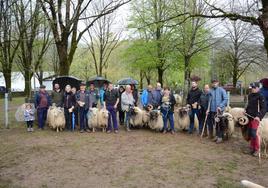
[245,82,266,156]
[260,78,268,113]
[35,85,51,130]
[76,82,90,133]
[207,78,228,143]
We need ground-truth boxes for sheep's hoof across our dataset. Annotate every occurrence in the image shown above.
[56,128,59,132]
[92,128,95,133]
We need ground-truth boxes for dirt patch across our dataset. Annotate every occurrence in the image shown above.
[0,127,268,188]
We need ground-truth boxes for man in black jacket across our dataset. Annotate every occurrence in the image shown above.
[186,81,202,134]
[245,82,266,156]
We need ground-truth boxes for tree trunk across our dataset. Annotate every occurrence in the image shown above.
[259,3,268,58]
[139,71,143,89]
[183,56,191,103]
[157,67,163,85]
[3,70,12,92]
[24,70,32,98]
[57,43,70,75]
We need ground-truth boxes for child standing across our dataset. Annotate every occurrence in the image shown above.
[24,103,35,132]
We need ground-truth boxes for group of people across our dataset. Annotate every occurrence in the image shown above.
[23,77,268,157]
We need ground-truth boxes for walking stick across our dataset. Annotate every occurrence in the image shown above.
[72,112,75,131]
[200,99,211,139]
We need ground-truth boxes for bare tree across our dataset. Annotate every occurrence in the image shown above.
[38,0,130,76]
[84,0,122,77]
[0,0,20,91]
[217,20,265,86]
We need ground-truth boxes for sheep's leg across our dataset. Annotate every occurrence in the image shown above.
[102,128,105,132]
[56,127,59,132]
[92,128,95,133]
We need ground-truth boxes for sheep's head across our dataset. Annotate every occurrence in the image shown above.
[149,110,160,120]
[223,113,234,122]
[100,109,109,119]
[178,107,189,118]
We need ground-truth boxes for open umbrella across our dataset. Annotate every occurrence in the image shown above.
[53,76,82,91]
[86,76,110,88]
[117,77,139,85]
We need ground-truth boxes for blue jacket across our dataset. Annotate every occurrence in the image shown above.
[152,89,162,107]
[34,91,51,108]
[260,87,268,112]
[141,89,154,106]
[209,87,228,112]
[99,88,105,106]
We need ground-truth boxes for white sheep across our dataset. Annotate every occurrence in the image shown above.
[96,108,109,132]
[47,104,65,132]
[87,108,99,132]
[174,94,183,107]
[148,110,164,131]
[174,106,190,131]
[129,107,144,128]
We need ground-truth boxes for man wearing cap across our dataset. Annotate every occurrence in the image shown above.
[186,80,202,134]
[260,79,268,113]
[35,85,51,130]
[207,78,228,143]
[245,82,266,156]
[76,82,90,133]
[103,83,119,133]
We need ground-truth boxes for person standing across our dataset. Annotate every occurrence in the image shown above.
[186,80,202,134]
[103,83,119,133]
[100,83,108,107]
[161,87,176,134]
[51,83,63,107]
[121,85,135,131]
[153,82,163,108]
[35,85,51,130]
[141,85,154,109]
[245,82,266,157]
[207,78,228,143]
[76,82,90,133]
[71,87,79,129]
[63,85,76,131]
[260,79,268,113]
[198,84,211,136]
[118,86,125,125]
[89,83,99,108]
[24,103,35,132]
[131,84,139,106]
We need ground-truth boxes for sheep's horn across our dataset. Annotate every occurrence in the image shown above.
[238,116,249,126]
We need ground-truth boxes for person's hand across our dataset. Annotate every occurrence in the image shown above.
[217,107,221,112]
[254,117,260,122]
[206,110,209,115]
[114,105,117,109]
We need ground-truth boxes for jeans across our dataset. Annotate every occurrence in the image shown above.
[78,107,88,130]
[107,105,118,131]
[119,110,125,124]
[207,112,217,136]
[37,107,47,129]
[161,109,174,131]
[188,109,199,133]
[125,110,131,128]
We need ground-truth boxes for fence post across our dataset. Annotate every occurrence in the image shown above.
[4,93,9,129]
[227,91,230,107]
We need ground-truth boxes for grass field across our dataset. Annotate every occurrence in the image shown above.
[0,97,267,188]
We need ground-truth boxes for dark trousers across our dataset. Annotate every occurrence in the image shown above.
[119,110,125,124]
[37,107,47,129]
[161,109,174,131]
[207,112,217,136]
[188,109,200,133]
[26,121,33,128]
[64,108,72,130]
[107,105,118,131]
[198,107,207,134]
[73,108,79,126]
[79,107,88,130]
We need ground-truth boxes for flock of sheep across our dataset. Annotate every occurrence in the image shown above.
[46,94,268,157]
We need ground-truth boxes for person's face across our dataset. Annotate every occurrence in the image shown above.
[204,85,210,93]
[90,84,94,90]
[192,82,197,88]
[66,86,71,92]
[103,83,108,89]
[148,86,153,91]
[26,105,30,109]
[71,88,76,94]
[40,88,45,92]
[80,86,86,91]
[212,82,219,88]
[164,89,170,95]
[126,86,131,93]
[54,84,59,90]
[119,87,124,92]
[251,87,259,93]
[108,84,113,90]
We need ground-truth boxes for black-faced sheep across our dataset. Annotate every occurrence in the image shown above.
[129,107,144,128]
[148,110,164,131]
[214,112,235,140]
[174,106,190,131]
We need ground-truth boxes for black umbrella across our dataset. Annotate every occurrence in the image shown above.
[86,76,110,88]
[52,76,82,91]
[117,77,139,85]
